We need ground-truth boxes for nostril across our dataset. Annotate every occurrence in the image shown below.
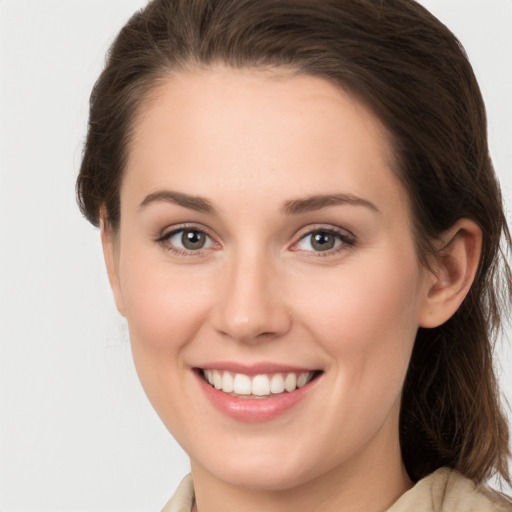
[256,331,277,339]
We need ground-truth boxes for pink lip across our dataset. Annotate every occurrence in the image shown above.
[198,361,316,376]
[194,368,322,423]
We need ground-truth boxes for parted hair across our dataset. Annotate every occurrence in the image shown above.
[77,0,511,484]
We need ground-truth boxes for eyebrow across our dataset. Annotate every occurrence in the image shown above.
[282,193,379,215]
[138,190,216,214]
[138,190,378,216]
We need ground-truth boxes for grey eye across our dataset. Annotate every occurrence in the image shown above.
[181,230,206,250]
[296,230,344,252]
[167,229,213,251]
[311,232,336,251]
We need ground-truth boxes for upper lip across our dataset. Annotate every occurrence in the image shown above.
[196,361,321,376]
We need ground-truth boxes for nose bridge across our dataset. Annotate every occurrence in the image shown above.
[212,244,290,343]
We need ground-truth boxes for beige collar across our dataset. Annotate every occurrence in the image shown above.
[161,468,511,512]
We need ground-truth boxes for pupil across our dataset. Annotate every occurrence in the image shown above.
[312,232,335,251]
[182,230,205,250]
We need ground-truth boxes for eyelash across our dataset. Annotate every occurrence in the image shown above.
[156,224,218,256]
[291,226,356,257]
[156,224,356,257]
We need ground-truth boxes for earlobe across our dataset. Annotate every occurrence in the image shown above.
[419,219,482,328]
[100,213,126,317]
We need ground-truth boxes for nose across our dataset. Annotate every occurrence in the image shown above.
[210,250,292,344]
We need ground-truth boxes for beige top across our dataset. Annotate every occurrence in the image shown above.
[161,468,512,512]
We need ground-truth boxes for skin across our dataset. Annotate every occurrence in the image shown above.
[102,68,482,512]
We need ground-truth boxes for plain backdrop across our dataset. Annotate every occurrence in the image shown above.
[0,0,511,510]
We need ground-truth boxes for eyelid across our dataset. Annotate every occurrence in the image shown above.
[156,222,210,240]
[156,223,220,254]
[289,224,356,254]
[154,222,355,256]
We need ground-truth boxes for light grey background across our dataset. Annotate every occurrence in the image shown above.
[0,0,510,510]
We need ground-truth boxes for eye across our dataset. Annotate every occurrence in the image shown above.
[294,228,354,253]
[159,228,216,253]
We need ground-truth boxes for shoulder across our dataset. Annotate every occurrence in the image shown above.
[389,468,512,512]
[160,474,195,512]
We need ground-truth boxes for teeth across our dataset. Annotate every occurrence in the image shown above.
[270,373,285,394]
[252,375,271,396]
[202,369,315,397]
[213,370,222,390]
[222,371,234,393]
[233,373,252,395]
[284,373,297,392]
[297,373,308,388]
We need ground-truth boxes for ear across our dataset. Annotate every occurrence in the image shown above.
[418,219,482,328]
[100,212,126,317]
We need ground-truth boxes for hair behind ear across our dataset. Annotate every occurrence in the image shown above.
[401,219,510,484]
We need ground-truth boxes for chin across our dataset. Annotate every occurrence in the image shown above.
[217,467,313,492]
[191,442,326,492]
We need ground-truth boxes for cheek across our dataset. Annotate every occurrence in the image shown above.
[303,251,421,343]
[289,252,423,449]
[118,250,212,359]
[294,250,423,396]
[117,253,215,430]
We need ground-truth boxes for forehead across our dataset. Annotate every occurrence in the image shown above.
[123,67,406,218]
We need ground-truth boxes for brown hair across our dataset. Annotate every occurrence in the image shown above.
[77,0,511,484]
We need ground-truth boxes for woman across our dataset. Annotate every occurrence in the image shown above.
[76,0,511,510]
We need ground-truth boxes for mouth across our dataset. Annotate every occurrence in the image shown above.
[194,365,324,422]
[196,368,323,399]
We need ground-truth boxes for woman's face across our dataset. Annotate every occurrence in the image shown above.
[105,68,435,490]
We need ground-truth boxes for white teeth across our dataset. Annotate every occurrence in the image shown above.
[284,373,297,392]
[233,373,252,395]
[252,374,271,396]
[270,373,285,394]
[222,371,234,393]
[202,369,316,397]
[213,370,222,390]
[297,372,309,388]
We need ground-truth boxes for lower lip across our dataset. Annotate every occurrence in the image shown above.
[194,370,320,422]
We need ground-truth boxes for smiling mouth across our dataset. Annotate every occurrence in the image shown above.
[198,369,322,399]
